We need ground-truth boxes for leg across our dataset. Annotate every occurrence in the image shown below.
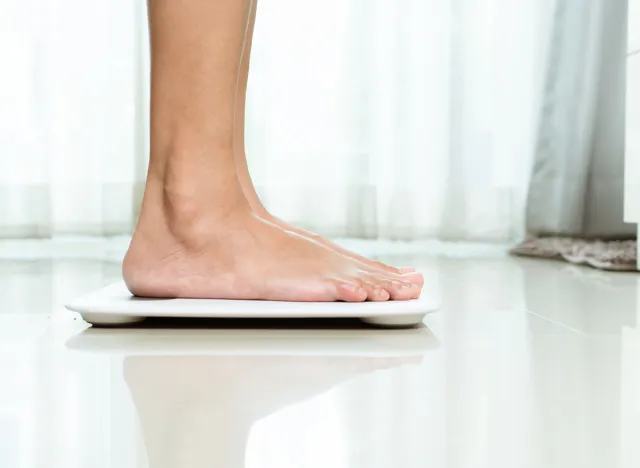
[233,0,415,275]
[123,0,423,301]
[233,0,263,216]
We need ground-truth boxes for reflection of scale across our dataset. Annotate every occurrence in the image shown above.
[66,325,438,467]
[66,323,439,357]
[66,282,440,328]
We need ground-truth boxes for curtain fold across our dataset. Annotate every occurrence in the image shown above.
[525,0,634,239]
[1,0,561,242]
[0,0,142,237]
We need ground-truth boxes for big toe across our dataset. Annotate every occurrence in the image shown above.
[400,271,424,289]
[398,266,416,273]
[373,277,420,301]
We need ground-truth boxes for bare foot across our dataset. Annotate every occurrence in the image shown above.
[258,207,415,275]
[133,0,423,303]
[123,178,423,302]
[237,165,416,277]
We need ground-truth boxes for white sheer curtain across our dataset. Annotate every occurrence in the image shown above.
[0,0,141,237]
[0,0,550,242]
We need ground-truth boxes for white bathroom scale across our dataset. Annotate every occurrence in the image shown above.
[66,281,440,328]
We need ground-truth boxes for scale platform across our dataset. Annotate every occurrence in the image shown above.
[66,281,440,328]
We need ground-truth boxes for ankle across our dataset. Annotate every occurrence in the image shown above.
[138,155,250,240]
[149,179,248,232]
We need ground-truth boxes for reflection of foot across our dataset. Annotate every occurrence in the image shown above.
[124,354,419,468]
[123,176,423,302]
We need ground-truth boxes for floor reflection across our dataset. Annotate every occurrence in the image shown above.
[68,326,437,468]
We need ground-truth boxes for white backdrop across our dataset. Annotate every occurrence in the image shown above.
[0,0,553,241]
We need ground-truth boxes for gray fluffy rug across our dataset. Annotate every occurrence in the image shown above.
[509,237,637,271]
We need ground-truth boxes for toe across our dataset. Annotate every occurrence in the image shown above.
[377,278,417,301]
[391,283,416,301]
[401,271,424,288]
[367,283,390,302]
[374,286,391,301]
[360,280,375,301]
[360,274,392,302]
[407,283,422,299]
[362,267,424,289]
[398,266,416,273]
[335,280,367,302]
[382,270,423,289]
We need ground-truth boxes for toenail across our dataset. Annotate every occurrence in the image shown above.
[358,287,367,296]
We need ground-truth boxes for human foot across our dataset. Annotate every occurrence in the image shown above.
[235,159,417,277]
[123,178,423,302]
[130,0,425,303]
[271,214,416,275]
[254,204,415,275]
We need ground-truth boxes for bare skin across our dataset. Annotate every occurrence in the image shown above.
[233,0,414,276]
[123,0,423,302]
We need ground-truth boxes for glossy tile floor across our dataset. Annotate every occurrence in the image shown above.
[1,247,640,468]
